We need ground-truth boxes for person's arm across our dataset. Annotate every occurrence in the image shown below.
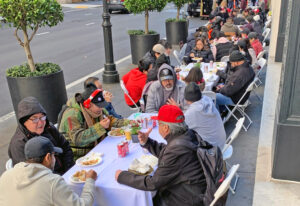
[8,137,26,166]
[220,76,244,96]
[122,71,131,85]
[52,176,95,206]
[142,138,166,158]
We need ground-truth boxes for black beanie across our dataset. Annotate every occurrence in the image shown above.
[184,82,202,102]
[229,50,246,62]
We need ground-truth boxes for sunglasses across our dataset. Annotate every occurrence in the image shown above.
[29,116,47,123]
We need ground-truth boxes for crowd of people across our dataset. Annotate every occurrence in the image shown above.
[0,0,269,205]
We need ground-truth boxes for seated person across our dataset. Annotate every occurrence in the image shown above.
[84,76,122,119]
[237,39,252,64]
[186,38,214,64]
[183,66,206,91]
[240,28,250,39]
[215,51,255,112]
[212,31,234,61]
[158,39,172,64]
[146,64,187,113]
[122,58,152,108]
[234,13,246,25]
[58,83,129,160]
[242,16,254,32]
[184,82,226,149]
[2,136,96,206]
[115,105,207,206]
[248,32,263,56]
[8,97,74,175]
[221,17,239,36]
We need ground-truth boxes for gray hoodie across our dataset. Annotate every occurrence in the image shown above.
[0,162,95,206]
[146,64,187,113]
[184,96,226,149]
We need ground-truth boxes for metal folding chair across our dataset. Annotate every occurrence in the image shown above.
[120,80,141,112]
[6,159,13,170]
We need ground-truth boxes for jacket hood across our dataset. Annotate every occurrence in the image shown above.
[17,97,47,123]
[217,37,229,44]
[130,68,147,81]
[67,95,81,111]
[188,96,215,115]
[11,162,52,189]
[157,64,177,85]
[223,22,234,29]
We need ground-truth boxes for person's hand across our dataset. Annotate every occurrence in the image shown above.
[104,91,113,103]
[216,84,224,91]
[190,53,195,58]
[115,170,122,181]
[86,170,98,181]
[175,67,181,73]
[100,117,110,129]
[167,98,179,107]
[138,128,152,145]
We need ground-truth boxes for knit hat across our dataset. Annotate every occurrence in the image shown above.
[229,50,246,62]
[248,32,257,39]
[184,82,202,102]
[152,44,165,54]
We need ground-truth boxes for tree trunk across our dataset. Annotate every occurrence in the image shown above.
[145,9,149,34]
[22,30,35,72]
[177,7,180,20]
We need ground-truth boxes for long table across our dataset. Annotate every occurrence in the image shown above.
[179,62,227,91]
[63,114,164,206]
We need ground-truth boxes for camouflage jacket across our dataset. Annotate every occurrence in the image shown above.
[59,97,128,160]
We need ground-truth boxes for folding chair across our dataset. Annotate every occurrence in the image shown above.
[202,91,216,106]
[223,80,256,131]
[220,55,229,63]
[210,164,240,206]
[255,57,267,87]
[6,159,13,170]
[262,28,271,42]
[222,118,244,192]
[120,80,140,112]
[257,50,267,60]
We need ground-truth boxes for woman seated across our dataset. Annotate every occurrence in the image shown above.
[183,66,205,91]
[122,58,152,108]
[237,39,252,65]
[186,37,214,64]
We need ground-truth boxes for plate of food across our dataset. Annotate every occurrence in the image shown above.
[192,57,203,62]
[76,152,103,167]
[108,128,125,138]
[70,170,87,183]
[128,159,153,176]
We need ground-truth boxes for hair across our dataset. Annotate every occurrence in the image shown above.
[244,38,252,49]
[196,26,208,33]
[217,31,226,39]
[184,67,204,84]
[194,31,201,39]
[246,16,254,23]
[160,121,188,136]
[158,39,172,49]
[138,58,152,72]
[226,17,233,23]
[26,154,47,164]
[84,76,99,88]
[229,44,240,54]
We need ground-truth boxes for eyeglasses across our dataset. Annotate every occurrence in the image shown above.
[29,116,46,123]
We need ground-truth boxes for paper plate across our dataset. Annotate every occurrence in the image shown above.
[76,155,102,167]
[108,131,125,138]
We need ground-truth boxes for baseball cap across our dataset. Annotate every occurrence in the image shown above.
[152,44,165,54]
[152,105,185,123]
[25,136,63,160]
[159,67,173,81]
[82,83,108,108]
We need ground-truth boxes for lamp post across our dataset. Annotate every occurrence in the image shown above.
[102,0,119,83]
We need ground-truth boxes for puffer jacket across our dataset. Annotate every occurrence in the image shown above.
[117,130,206,206]
[147,53,170,82]
[8,97,74,175]
[146,64,187,113]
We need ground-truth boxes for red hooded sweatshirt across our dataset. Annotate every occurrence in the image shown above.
[251,39,263,57]
[122,68,147,106]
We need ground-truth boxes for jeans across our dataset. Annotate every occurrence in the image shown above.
[216,93,234,112]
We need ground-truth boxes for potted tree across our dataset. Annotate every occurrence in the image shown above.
[0,0,67,123]
[166,0,192,45]
[124,0,167,64]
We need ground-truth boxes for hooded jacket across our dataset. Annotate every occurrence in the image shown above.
[0,162,95,206]
[220,62,255,104]
[8,97,74,174]
[122,68,147,106]
[58,96,127,160]
[146,64,187,113]
[184,96,226,149]
[117,130,206,206]
[221,22,239,34]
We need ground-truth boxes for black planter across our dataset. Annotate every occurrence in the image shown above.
[166,20,189,45]
[129,33,160,64]
[6,70,67,123]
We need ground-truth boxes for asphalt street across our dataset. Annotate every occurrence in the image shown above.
[0,3,202,118]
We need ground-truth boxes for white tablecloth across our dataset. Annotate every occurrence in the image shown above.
[63,113,165,206]
[179,62,227,91]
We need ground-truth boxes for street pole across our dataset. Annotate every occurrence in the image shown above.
[102,0,119,83]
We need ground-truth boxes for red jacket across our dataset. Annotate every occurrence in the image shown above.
[122,68,147,106]
[251,39,263,57]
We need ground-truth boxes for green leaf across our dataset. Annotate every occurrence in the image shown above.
[6,62,61,77]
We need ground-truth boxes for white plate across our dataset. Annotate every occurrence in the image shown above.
[108,131,125,138]
[70,175,85,184]
[76,155,103,167]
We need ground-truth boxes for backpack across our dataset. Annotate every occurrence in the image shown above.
[171,130,226,206]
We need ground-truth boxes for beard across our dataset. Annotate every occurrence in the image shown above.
[164,86,173,91]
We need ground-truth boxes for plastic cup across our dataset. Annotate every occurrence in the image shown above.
[125,129,132,141]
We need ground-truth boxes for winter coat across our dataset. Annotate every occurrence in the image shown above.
[143,50,156,65]
[212,37,233,61]
[0,162,95,206]
[117,130,206,206]
[189,48,214,63]
[58,96,127,160]
[252,21,264,42]
[220,62,255,104]
[233,17,246,25]
[147,53,170,82]
[146,64,187,113]
[8,97,74,175]
[185,96,226,149]
[251,39,263,56]
[122,68,147,106]
[221,22,239,35]
[242,23,254,32]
